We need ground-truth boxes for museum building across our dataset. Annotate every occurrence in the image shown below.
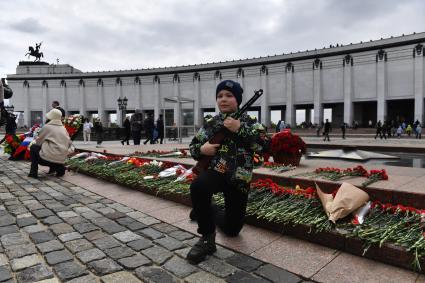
[6,32,425,130]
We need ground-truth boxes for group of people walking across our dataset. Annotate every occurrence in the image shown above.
[120,111,165,145]
[374,120,422,139]
[81,111,166,147]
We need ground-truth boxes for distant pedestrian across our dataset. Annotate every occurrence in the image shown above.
[275,120,281,133]
[51,101,66,118]
[406,124,412,136]
[381,122,387,139]
[323,119,331,141]
[130,110,143,145]
[396,125,403,138]
[416,124,422,139]
[153,114,164,144]
[121,117,131,145]
[143,114,155,145]
[374,120,383,139]
[82,118,93,144]
[279,120,286,132]
[94,118,103,147]
[341,122,346,139]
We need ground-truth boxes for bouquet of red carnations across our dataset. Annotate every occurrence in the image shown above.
[270,129,306,155]
[63,114,83,139]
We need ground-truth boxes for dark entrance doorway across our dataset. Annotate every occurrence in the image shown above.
[387,99,414,124]
[353,101,377,127]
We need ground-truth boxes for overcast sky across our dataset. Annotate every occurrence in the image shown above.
[1,0,424,78]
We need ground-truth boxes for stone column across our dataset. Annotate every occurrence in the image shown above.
[285,63,295,127]
[60,80,67,116]
[42,80,49,121]
[115,78,123,126]
[313,59,323,124]
[214,71,221,114]
[343,55,354,126]
[134,77,142,111]
[23,81,30,127]
[97,79,107,125]
[376,50,387,124]
[153,75,161,120]
[260,66,270,126]
[172,74,181,127]
[78,79,86,118]
[193,73,202,127]
[305,108,311,123]
[414,44,424,124]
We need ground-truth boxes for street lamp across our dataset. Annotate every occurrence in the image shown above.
[117,97,128,126]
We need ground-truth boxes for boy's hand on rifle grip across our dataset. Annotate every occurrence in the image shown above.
[200,142,220,156]
[224,117,240,133]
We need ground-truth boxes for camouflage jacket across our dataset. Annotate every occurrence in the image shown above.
[190,113,267,193]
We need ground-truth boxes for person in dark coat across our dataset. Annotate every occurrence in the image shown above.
[51,101,66,118]
[94,118,103,148]
[153,114,164,144]
[341,122,346,139]
[130,110,143,145]
[121,117,131,145]
[323,119,331,141]
[143,114,155,145]
[374,120,383,139]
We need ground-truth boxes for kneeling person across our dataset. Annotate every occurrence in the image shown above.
[187,80,265,264]
[28,109,71,178]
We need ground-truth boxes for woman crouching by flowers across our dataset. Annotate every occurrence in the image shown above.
[28,109,71,178]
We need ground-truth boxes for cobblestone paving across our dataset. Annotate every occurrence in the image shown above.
[0,158,308,283]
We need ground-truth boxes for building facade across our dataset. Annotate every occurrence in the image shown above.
[7,32,425,128]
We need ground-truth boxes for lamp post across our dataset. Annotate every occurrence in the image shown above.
[117,97,128,126]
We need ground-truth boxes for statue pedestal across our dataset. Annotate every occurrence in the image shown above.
[18,61,49,66]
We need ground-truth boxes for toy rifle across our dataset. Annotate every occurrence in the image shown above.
[192,89,263,175]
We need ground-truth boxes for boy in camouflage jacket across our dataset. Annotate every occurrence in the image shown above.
[187,80,267,264]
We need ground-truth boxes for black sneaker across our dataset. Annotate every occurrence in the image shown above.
[28,173,38,179]
[189,209,197,221]
[186,233,216,264]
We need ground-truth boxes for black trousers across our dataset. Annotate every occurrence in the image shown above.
[143,130,154,144]
[132,131,141,145]
[121,130,130,145]
[190,170,248,236]
[153,133,164,144]
[30,145,65,176]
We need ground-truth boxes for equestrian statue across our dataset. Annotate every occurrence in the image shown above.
[25,42,44,62]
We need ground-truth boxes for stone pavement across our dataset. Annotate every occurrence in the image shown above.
[0,157,307,283]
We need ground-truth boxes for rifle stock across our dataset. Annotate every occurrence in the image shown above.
[193,89,263,175]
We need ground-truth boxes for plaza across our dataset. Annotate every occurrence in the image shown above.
[0,136,424,282]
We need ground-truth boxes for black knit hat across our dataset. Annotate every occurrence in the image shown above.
[216,80,243,106]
